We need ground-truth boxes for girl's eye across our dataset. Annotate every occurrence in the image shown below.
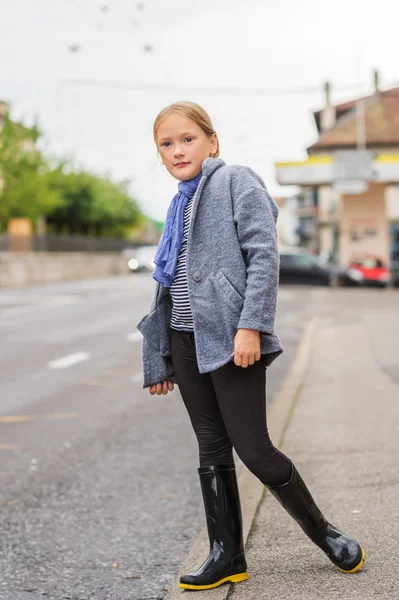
[160,137,194,147]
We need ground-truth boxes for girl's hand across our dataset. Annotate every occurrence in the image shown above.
[149,380,175,395]
[234,329,261,368]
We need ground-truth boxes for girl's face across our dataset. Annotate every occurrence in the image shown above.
[156,114,218,181]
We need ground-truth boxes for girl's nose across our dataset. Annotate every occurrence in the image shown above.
[174,145,184,157]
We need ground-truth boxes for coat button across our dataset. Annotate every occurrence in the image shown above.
[192,272,201,282]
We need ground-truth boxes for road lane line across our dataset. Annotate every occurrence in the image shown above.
[0,415,38,423]
[0,412,79,423]
[47,352,90,369]
[126,331,142,342]
[0,296,78,318]
[0,294,76,305]
[46,412,79,420]
[1,304,53,318]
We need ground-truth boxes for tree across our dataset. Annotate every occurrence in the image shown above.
[0,116,62,230]
[45,167,142,237]
[0,109,145,238]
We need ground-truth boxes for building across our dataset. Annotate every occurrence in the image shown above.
[274,196,299,247]
[0,101,8,197]
[275,78,399,267]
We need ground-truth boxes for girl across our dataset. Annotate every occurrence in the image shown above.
[137,101,364,591]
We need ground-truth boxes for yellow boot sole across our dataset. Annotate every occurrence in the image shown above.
[179,571,248,590]
[337,546,365,573]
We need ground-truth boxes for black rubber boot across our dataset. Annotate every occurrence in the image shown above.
[179,464,248,590]
[266,464,365,573]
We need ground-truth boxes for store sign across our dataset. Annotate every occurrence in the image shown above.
[333,151,374,181]
[275,153,399,186]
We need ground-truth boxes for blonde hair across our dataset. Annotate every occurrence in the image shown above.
[153,101,220,157]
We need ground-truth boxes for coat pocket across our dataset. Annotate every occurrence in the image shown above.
[215,270,244,309]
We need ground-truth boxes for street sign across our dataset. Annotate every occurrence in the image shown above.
[333,150,374,182]
[333,181,369,194]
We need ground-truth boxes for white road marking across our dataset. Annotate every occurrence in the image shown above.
[0,294,55,305]
[1,304,51,318]
[131,372,143,383]
[126,331,142,342]
[46,296,79,306]
[47,352,91,369]
[0,304,47,319]
[0,295,78,318]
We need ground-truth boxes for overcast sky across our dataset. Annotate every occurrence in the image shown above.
[1,0,398,220]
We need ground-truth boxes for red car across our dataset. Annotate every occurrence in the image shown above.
[347,255,391,288]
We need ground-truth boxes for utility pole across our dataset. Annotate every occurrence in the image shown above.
[355,98,366,150]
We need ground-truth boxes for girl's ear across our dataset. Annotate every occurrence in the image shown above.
[209,132,218,157]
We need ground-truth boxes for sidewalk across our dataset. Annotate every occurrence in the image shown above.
[165,288,399,600]
[231,288,399,600]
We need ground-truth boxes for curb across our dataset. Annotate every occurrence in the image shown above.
[164,307,319,600]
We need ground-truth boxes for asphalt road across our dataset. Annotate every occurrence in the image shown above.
[0,275,314,600]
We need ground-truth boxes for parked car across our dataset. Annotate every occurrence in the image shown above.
[341,254,391,288]
[279,248,333,286]
[391,260,399,288]
[122,245,158,273]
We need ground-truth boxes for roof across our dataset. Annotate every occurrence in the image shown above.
[308,87,399,151]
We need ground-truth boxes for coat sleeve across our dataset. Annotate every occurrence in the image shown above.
[138,281,178,389]
[141,336,177,389]
[233,186,279,334]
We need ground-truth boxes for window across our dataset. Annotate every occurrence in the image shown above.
[280,254,320,269]
[354,257,383,268]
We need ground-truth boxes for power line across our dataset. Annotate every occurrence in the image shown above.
[60,77,369,97]
[64,0,105,30]
[109,0,170,77]
[111,0,143,28]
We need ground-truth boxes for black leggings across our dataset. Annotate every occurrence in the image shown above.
[170,329,292,487]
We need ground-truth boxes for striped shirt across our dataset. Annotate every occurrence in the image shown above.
[170,196,194,331]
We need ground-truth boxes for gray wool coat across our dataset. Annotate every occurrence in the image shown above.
[137,157,283,388]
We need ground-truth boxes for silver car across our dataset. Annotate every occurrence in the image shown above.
[122,245,158,273]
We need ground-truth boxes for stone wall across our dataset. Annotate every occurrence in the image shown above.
[0,253,129,288]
